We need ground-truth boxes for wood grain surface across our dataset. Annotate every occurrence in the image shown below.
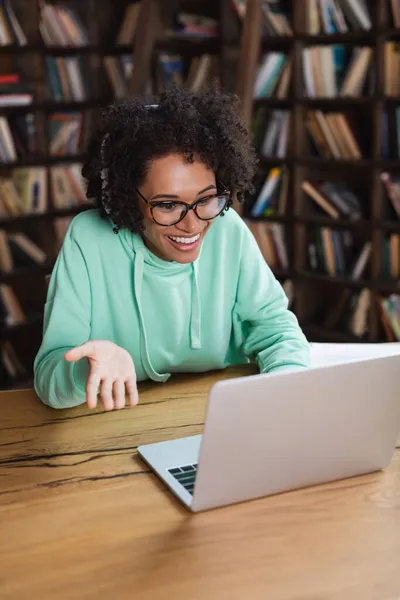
[1,365,400,600]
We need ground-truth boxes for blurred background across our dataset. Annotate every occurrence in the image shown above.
[1,0,400,390]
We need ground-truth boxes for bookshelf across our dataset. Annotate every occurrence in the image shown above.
[0,0,243,389]
[236,0,400,347]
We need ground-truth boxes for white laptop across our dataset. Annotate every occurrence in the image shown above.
[138,352,400,512]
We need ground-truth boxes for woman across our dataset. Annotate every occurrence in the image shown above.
[34,85,310,410]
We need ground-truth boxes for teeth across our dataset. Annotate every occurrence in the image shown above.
[169,234,200,245]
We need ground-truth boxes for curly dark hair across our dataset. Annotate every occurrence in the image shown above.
[82,84,258,233]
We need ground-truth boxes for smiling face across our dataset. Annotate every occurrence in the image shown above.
[138,153,219,264]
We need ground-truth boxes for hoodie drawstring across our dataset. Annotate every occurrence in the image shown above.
[190,260,201,350]
[134,251,170,383]
[133,249,202,383]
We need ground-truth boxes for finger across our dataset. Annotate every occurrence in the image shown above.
[65,341,96,363]
[86,371,100,409]
[100,378,114,411]
[126,377,139,407]
[113,379,126,410]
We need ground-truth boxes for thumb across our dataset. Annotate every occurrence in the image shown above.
[65,341,96,363]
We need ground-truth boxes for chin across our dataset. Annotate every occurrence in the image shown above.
[171,249,201,264]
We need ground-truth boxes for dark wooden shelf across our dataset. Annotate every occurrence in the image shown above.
[272,268,291,280]
[0,43,42,54]
[297,157,373,168]
[0,205,92,228]
[245,213,291,224]
[1,314,43,337]
[298,96,373,107]
[374,280,400,294]
[0,153,88,169]
[261,36,294,50]
[157,34,221,54]
[0,261,55,283]
[380,220,400,232]
[42,99,110,112]
[296,214,372,229]
[297,31,376,44]
[258,155,291,167]
[386,28,400,38]
[2,376,34,391]
[253,98,293,108]
[302,324,363,343]
[295,269,371,290]
[0,98,110,115]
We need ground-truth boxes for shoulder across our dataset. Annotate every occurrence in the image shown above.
[68,208,116,244]
[207,206,253,251]
[210,206,249,238]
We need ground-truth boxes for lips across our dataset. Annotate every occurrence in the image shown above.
[167,233,202,252]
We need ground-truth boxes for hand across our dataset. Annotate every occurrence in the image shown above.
[64,340,138,411]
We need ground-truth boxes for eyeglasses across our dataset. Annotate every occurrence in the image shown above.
[135,187,231,227]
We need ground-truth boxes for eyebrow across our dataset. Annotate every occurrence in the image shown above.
[150,184,217,201]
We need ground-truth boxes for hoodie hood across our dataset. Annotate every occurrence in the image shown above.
[119,229,202,382]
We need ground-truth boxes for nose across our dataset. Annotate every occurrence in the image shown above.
[175,208,200,233]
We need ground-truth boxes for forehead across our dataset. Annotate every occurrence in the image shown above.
[142,154,216,196]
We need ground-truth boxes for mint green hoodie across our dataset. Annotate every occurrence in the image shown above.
[34,208,310,408]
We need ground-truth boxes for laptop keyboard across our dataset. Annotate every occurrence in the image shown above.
[168,464,198,495]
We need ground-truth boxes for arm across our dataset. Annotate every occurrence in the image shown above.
[34,226,91,408]
[235,224,310,374]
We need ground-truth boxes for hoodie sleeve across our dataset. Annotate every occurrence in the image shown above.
[34,225,91,408]
[235,222,310,374]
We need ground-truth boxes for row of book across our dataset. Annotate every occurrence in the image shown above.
[249,170,400,222]
[317,287,370,339]
[302,46,372,98]
[306,0,372,33]
[232,0,293,35]
[245,219,289,272]
[254,53,292,99]
[0,164,88,219]
[252,108,290,159]
[311,287,400,341]
[0,72,33,107]
[0,219,72,325]
[230,0,376,35]
[306,110,361,159]
[308,226,371,278]
[3,2,219,48]
[0,111,93,161]
[303,173,400,221]
[320,289,400,342]
[248,172,400,224]
[252,105,400,160]
[0,0,27,46]
[0,113,36,162]
[0,230,47,273]
[168,13,218,39]
[257,44,399,100]
[302,178,363,220]
[250,167,289,217]
[307,225,400,282]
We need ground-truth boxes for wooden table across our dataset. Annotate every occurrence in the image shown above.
[1,366,400,600]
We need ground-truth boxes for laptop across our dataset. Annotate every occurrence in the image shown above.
[138,353,400,512]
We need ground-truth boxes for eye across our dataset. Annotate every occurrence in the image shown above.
[196,196,215,206]
[155,202,178,212]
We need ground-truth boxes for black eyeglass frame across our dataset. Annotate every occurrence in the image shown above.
[135,183,231,227]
